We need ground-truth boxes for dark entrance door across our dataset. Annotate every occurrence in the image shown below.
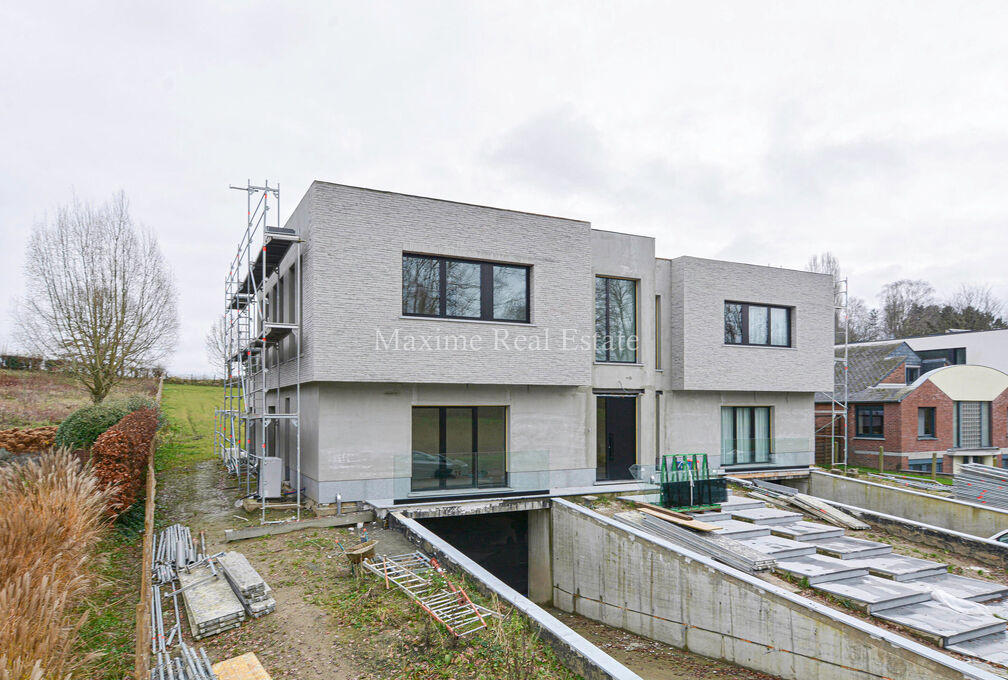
[596,396,637,481]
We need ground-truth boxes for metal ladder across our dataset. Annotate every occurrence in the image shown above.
[362,552,498,637]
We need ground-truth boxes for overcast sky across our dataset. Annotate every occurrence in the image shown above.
[2,2,1007,375]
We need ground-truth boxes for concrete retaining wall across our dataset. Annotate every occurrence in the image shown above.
[809,469,1008,538]
[390,511,641,680]
[820,499,1008,572]
[550,498,1000,680]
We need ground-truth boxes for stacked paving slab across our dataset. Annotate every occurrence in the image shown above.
[694,494,1008,660]
[218,551,277,618]
[179,565,246,639]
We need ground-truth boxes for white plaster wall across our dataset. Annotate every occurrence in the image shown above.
[906,329,1008,375]
[308,381,592,502]
[664,391,815,469]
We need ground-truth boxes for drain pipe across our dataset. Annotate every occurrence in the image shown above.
[336,493,342,516]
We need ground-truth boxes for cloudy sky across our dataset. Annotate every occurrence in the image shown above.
[2,2,1007,375]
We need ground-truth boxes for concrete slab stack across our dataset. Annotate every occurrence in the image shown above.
[218,551,277,618]
[178,564,246,639]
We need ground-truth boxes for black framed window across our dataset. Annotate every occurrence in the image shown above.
[856,404,884,438]
[595,276,637,363]
[724,302,791,347]
[720,406,772,466]
[906,366,921,383]
[918,407,935,438]
[402,254,529,322]
[410,406,507,492]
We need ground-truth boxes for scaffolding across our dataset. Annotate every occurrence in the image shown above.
[216,180,302,523]
[818,277,849,468]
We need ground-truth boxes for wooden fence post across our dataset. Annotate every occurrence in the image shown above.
[135,375,163,680]
[878,445,885,473]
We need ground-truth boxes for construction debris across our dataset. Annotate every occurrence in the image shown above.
[630,500,722,532]
[954,463,1008,508]
[616,511,776,574]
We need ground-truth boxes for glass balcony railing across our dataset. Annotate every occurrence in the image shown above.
[392,450,550,499]
[720,437,812,467]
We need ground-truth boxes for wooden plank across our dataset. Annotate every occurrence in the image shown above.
[637,506,721,532]
[633,501,695,521]
[224,510,376,542]
[213,652,272,680]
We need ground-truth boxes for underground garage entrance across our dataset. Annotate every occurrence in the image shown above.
[418,510,530,596]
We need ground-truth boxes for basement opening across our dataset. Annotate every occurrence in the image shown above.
[418,510,529,595]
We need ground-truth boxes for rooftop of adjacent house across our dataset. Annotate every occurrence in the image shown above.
[842,327,1008,348]
[815,341,921,403]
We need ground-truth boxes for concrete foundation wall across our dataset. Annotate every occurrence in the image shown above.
[550,498,999,680]
[391,510,642,680]
[809,470,1008,538]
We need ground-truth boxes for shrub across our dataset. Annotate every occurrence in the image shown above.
[90,408,159,516]
[54,397,161,450]
[0,427,58,454]
[0,449,110,678]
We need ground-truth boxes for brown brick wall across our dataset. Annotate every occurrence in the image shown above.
[879,362,908,385]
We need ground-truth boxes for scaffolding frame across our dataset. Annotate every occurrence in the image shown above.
[818,277,849,468]
[217,180,302,524]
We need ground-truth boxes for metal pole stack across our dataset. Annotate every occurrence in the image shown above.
[955,463,1008,508]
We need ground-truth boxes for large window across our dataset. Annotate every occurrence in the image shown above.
[724,302,791,347]
[410,406,507,492]
[595,276,637,363]
[905,366,921,383]
[918,407,936,438]
[856,404,884,438]
[402,254,529,323]
[955,401,991,448]
[721,406,771,466]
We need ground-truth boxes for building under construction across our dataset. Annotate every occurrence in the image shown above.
[216,180,833,508]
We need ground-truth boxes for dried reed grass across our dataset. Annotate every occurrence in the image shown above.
[0,449,110,679]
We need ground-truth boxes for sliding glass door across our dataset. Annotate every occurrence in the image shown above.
[411,406,507,492]
[721,406,771,466]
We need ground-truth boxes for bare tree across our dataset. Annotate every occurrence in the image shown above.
[879,279,935,338]
[806,251,845,341]
[205,316,230,378]
[806,252,842,281]
[950,284,1005,321]
[846,296,880,342]
[16,192,178,402]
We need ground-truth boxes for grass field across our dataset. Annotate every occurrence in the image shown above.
[844,465,953,485]
[156,383,222,471]
[0,368,157,429]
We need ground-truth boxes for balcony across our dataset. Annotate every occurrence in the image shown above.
[393,450,550,502]
[720,437,813,471]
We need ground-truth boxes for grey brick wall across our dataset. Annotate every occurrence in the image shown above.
[672,256,834,392]
[297,182,594,386]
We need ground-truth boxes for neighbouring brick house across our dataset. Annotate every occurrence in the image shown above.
[815,341,1008,473]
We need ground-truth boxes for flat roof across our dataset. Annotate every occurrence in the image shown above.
[310,180,592,225]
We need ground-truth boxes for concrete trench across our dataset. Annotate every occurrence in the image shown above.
[377,495,1007,680]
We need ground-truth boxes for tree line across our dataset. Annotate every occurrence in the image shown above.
[806,252,1007,343]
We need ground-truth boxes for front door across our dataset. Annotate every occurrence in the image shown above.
[596,396,637,481]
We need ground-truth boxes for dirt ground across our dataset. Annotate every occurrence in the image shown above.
[550,610,780,680]
[157,461,793,679]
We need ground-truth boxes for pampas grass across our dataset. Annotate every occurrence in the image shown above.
[0,449,111,679]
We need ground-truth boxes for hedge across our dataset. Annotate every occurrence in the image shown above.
[54,396,161,450]
[91,407,160,516]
